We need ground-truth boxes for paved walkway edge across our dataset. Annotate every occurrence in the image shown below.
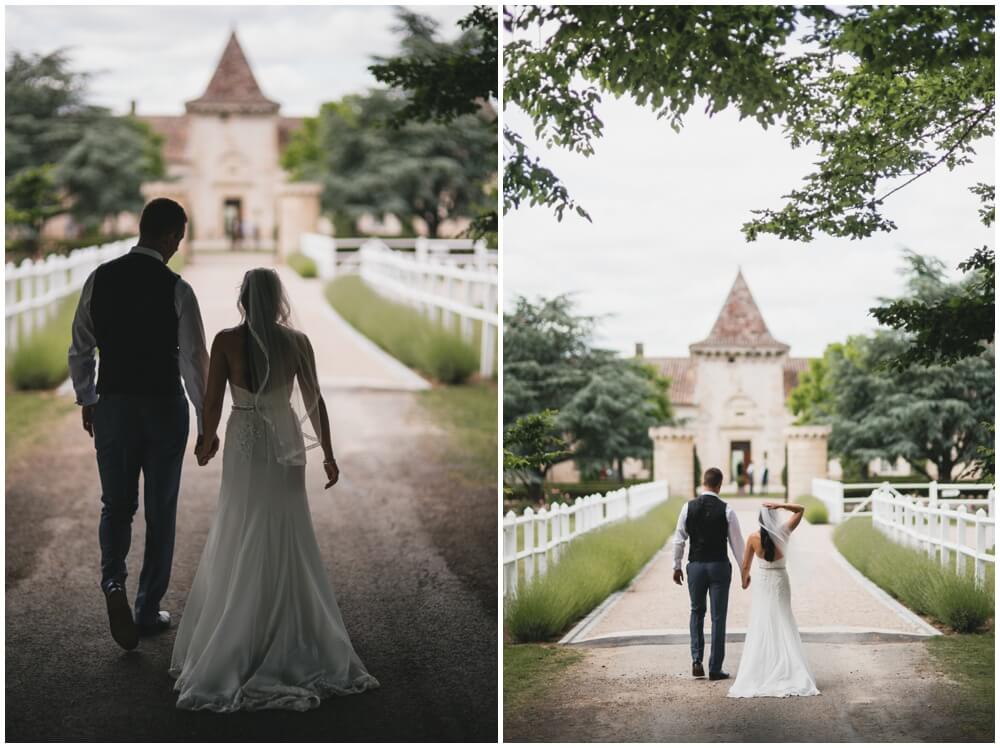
[830,546,942,637]
[319,302,430,391]
[560,548,667,645]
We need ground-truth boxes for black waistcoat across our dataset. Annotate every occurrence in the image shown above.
[685,493,729,563]
[91,252,182,397]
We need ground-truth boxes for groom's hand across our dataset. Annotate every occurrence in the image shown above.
[194,435,220,466]
[81,404,96,438]
[673,569,683,585]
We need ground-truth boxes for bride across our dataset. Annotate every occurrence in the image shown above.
[169,268,379,711]
[728,501,820,699]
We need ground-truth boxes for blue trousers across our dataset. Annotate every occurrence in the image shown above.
[94,393,188,624]
[687,559,731,674]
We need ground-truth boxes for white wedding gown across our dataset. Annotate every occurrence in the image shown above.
[727,557,820,698]
[169,384,379,712]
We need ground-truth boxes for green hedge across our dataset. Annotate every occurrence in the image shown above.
[505,498,685,642]
[287,251,318,278]
[8,294,79,390]
[326,275,477,384]
[834,517,994,633]
[799,495,829,524]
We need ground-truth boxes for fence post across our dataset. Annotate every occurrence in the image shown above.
[989,488,995,520]
[560,501,571,546]
[6,263,18,350]
[974,509,987,588]
[535,507,549,577]
[549,503,563,564]
[956,505,968,577]
[522,507,535,587]
[938,504,950,571]
[503,511,518,597]
[572,497,583,537]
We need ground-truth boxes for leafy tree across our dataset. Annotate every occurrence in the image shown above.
[5,49,104,177]
[368,6,498,239]
[282,90,495,238]
[56,116,164,232]
[824,332,994,482]
[503,410,571,500]
[4,165,65,251]
[787,356,834,425]
[557,359,669,481]
[505,6,994,361]
[502,294,611,424]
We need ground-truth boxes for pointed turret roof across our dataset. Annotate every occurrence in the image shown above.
[689,270,789,354]
[185,31,279,114]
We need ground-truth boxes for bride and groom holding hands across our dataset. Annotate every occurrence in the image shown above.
[672,467,820,698]
[68,197,378,712]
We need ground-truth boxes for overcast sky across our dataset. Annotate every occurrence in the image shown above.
[5,4,471,116]
[504,84,995,359]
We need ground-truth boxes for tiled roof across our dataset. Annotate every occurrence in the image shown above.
[690,270,789,352]
[185,32,279,114]
[645,357,698,405]
[138,115,188,162]
[783,357,811,399]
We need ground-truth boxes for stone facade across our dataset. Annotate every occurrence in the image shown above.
[137,32,319,255]
[784,425,831,502]
[641,270,806,494]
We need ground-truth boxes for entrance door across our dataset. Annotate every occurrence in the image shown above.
[730,440,751,488]
[223,198,243,249]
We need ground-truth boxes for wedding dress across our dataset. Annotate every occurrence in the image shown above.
[168,383,379,711]
[727,556,820,698]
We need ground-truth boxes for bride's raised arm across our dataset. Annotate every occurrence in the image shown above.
[764,501,806,533]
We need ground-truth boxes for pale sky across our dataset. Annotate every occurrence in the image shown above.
[4,4,472,117]
[504,83,995,359]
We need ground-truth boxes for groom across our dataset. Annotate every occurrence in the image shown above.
[68,197,217,651]
[672,467,746,680]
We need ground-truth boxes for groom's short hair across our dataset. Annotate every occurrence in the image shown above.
[139,197,187,238]
[703,468,723,491]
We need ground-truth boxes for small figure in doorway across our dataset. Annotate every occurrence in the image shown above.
[746,460,755,495]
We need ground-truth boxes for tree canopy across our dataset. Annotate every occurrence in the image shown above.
[505,6,994,363]
[368,6,498,239]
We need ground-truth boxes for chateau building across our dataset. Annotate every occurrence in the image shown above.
[137,31,320,257]
[641,269,808,493]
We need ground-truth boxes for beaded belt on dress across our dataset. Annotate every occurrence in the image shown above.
[231,404,256,411]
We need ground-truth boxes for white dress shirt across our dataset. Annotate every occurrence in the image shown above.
[672,491,746,570]
[68,245,209,435]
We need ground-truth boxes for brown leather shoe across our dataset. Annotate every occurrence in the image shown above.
[692,662,705,677]
[709,671,730,681]
[104,584,139,651]
[136,611,171,637]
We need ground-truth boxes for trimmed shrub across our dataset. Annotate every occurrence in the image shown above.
[8,294,79,390]
[287,252,318,278]
[834,517,993,633]
[326,275,478,384]
[799,495,829,524]
[505,498,685,642]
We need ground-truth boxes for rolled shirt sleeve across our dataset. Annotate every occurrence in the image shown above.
[672,502,690,571]
[175,279,209,436]
[67,271,99,407]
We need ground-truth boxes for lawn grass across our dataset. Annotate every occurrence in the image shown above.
[834,517,994,632]
[417,382,497,487]
[325,275,478,384]
[8,293,79,390]
[799,495,829,524]
[5,386,75,461]
[504,497,685,642]
[287,251,318,278]
[925,632,994,741]
[503,643,583,716]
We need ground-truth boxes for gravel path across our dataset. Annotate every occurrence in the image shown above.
[506,498,964,742]
[5,253,495,741]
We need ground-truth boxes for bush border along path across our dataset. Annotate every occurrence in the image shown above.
[325,275,478,384]
[504,497,685,642]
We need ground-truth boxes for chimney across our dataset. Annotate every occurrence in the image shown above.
[129,99,136,115]
[635,342,644,358]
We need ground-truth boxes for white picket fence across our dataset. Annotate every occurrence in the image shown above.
[871,484,995,588]
[5,238,135,350]
[299,233,497,279]
[502,480,669,597]
[813,478,995,524]
[358,238,498,377]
